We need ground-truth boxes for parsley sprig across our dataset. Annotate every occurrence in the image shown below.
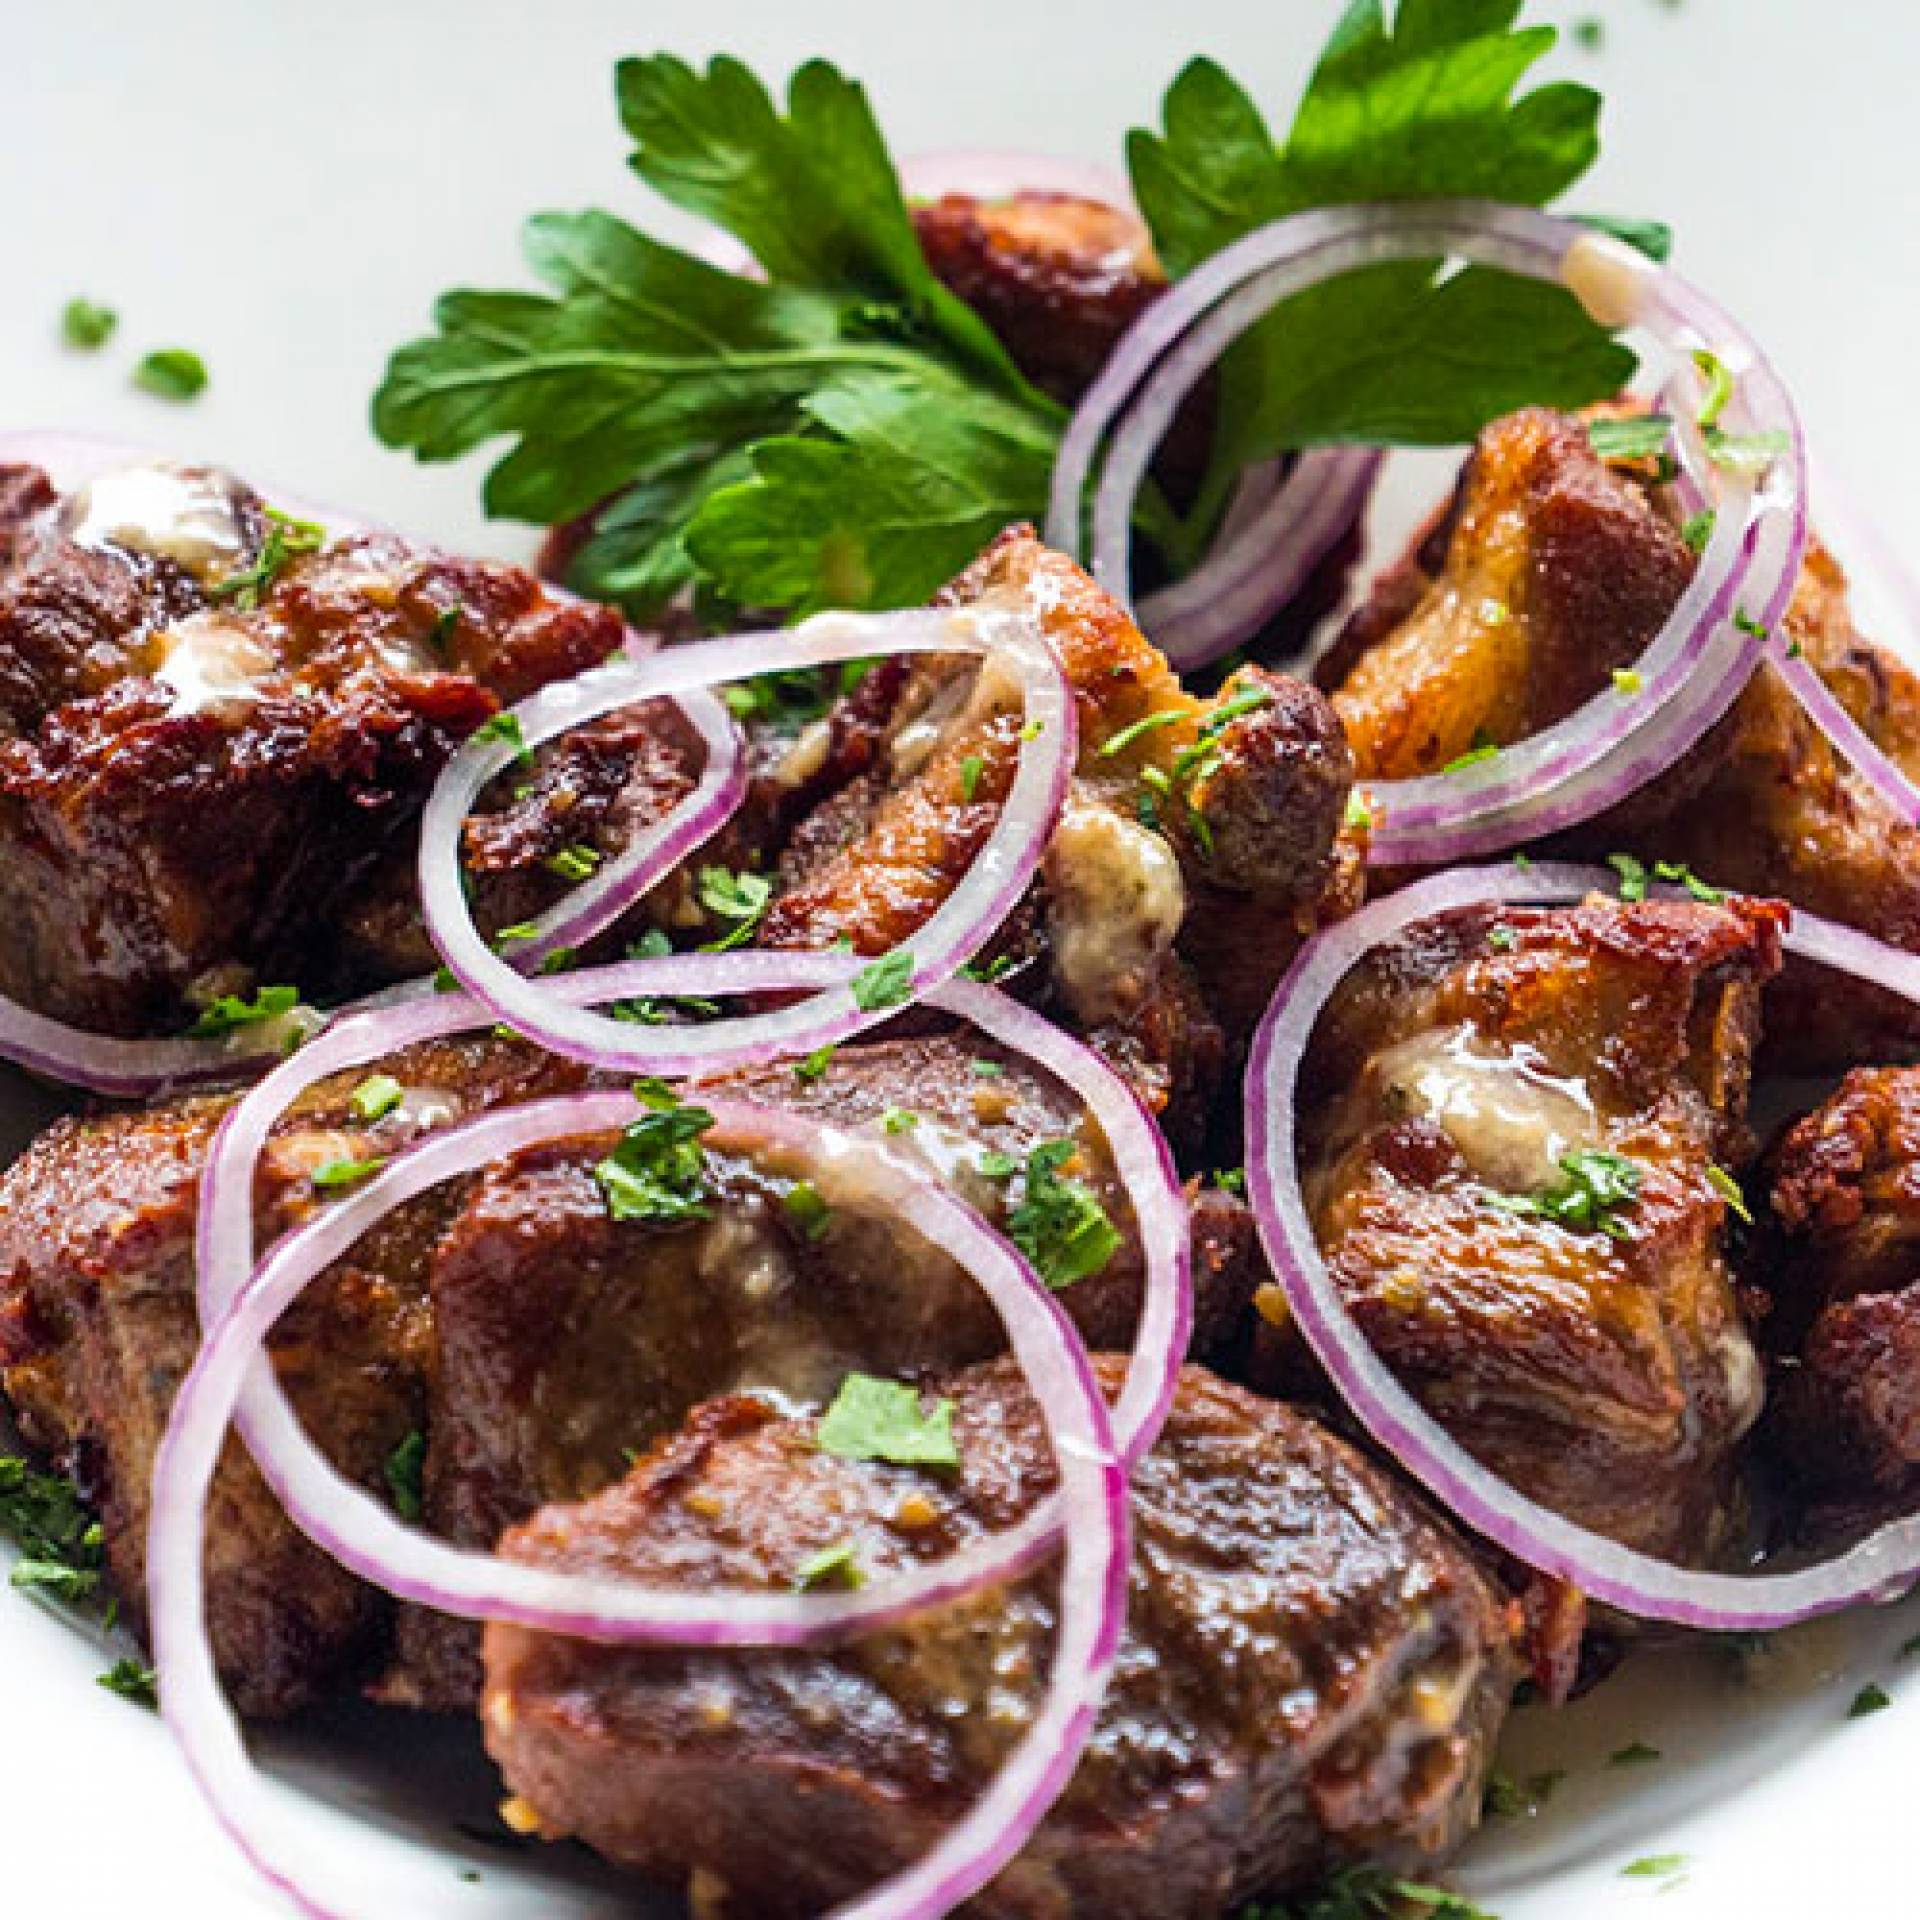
[376,6,1643,623]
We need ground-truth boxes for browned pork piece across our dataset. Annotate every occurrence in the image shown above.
[762,528,1362,1139]
[0,1031,587,1717]
[482,1358,1520,1920]
[1755,1066,1920,1505]
[1270,893,1782,1568]
[909,192,1164,405]
[1318,405,1920,1066]
[391,1032,1257,1709]
[0,458,629,1034]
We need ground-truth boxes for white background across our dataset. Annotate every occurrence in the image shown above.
[4,2,1920,1915]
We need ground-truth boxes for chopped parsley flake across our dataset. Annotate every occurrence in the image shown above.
[593,1082,716,1224]
[851,947,915,1011]
[311,1155,386,1192]
[209,507,327,609]
[794,1539,864,1590]
[385,1431,427,1522]
[1587,414,1673,464]
[187,984,301,1038]
[817,1374,959,1470]
[1344,790,1374,833]
[350,1074,406,1123]
[1621,1854,1687,1882]
[1707,1166,1753,1225]
[0,1456,105,1608]
[1213,1167,1247,1197]
[475,711,535,767]
[545,843,603,883]
[1682,510,1717,554]
[782,1179,833,1240]
[1850,1682,1892,1718]
[1007,1139,1122,1291]
[133,346,208,401]
[1442,740,1500,775]
[1572,15,1604,51]
[1098,707,1188,759]
[1610,1741,1663,1766]
[793,1044,836,1083]
[1704,426,1790,476]
[97,1658,159,1708]
[1485,926,1518,953]
[959,753,986,802]
[1609,851,1651,901]
[880,1107,919,1135]
[1491,1148,1643,1240]
[61,297,118,349]
[1692,348,1736,429]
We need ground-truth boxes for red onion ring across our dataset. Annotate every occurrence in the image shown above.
[193,967,1190,1562]
[153,1089,1128,1920]
[1136,446,1382,670]
[1245,860,1920,1630]
[418,604,1075,1073]
[1045,203,1808,863]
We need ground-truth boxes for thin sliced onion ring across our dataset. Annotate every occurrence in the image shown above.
[1046,202,1808,864]
[154,1090,1128,1920]
[1137,447,1381,670]
[418,603,1075,1073]
[1246,860,1920,1630]
[195,966,1191,1516]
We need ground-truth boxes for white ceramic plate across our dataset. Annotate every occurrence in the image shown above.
[4,2,1920,1913]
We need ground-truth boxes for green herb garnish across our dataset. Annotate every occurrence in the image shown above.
[61,297,118,350]
[385,1430,427,1522]
[376,8,1642,623]
[1492,1147,1643,1239]
[1610,1740,1662,1766]
[208,506,327,609]
[0,1457,105,1607]
[1707,1166,1752,1225]
[1007,1139,1123,1290]
[97,1658,159,1709]
[133,347,208,401]
[1850,1682,1892,1718]
[817,1373,959,1469]
[697,865,772,949]
[782,1179,833,1240]
[593,1082,717,1224]
[959,753,986,802]
[1587,414,1673,464]
[794,1539,864,1590]
[1682,509,1717,554]
[1621,1855,1687,1882]
[187,984,300,1038]
[545,844,603,883]
[349,1074,406,1123]
[311,1155,386,1191]
[881,1107,919,1135]
[851,947,914,1011]
[475,710,535,768]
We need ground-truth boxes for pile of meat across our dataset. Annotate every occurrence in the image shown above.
[2,190,1920,1920]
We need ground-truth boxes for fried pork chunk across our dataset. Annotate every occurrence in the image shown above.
[0,1029,1254,1718]
[1757,1067,1920,1501]
[909,192,1163,404]
[1320,405,1920,1064]
[763,528,1361,1136]
[483,1359,1519,1920]
[0,1032,586,1717]
[0,459,626,1034]
[1275,894,1782,1566]
[394,1029,1255,1709]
